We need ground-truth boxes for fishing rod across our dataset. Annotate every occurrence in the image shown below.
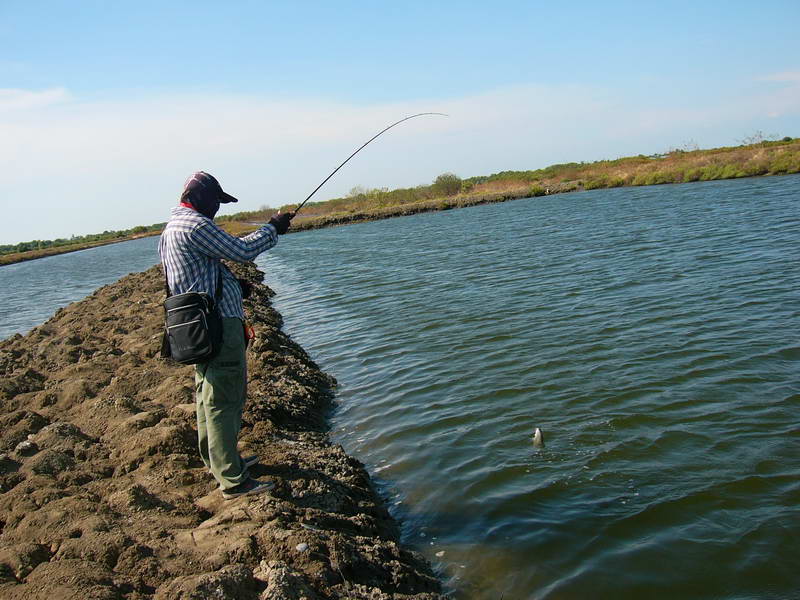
[290,112,448,218]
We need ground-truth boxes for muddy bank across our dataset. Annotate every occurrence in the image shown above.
[0,262,443,599]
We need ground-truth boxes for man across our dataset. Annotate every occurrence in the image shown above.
[159,171,292,499]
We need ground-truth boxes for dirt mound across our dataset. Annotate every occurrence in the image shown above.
[0,262,442,599]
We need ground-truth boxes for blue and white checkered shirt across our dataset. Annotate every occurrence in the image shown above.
[158,206,278,319]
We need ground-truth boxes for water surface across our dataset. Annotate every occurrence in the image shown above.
[258,176,799,599]
[0,236,159,340]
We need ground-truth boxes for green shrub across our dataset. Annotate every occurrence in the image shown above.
[584,176,608,190]
[529,185,546,197]
[768,151,800,174]
[741,161,769,177]
[699,165,724,181]
[433,173,462,196]
[683,168,702,182]
[648,171,676,184]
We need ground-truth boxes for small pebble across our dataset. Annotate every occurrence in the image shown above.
[296,543,309,553]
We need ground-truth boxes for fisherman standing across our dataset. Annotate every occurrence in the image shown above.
[159,171,292,499]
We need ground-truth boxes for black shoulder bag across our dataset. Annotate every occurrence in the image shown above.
[160,266,224,365]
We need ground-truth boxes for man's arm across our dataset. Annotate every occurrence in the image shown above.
[190,220,278,262]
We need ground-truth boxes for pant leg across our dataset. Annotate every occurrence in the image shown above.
[195,317,248,489]
[195,366,211,469]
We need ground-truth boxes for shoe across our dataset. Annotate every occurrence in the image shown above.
[222,478,275,500]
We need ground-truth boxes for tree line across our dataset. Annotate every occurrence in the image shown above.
[1,222,165,256]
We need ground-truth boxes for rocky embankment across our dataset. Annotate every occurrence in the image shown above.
[0,263,443,599]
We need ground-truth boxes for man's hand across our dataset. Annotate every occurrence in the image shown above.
[268,212,293,235]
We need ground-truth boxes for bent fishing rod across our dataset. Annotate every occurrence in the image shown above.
[290,112,448,218]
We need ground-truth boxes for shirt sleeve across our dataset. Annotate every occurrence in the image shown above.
[189,220,278,262]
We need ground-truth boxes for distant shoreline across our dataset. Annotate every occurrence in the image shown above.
[0,232,161,267]
[4,139,798,267]
[1,190,558,267]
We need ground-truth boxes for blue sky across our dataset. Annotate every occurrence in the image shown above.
[2,0,799,243]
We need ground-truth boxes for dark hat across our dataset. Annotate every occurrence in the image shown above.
[183,171,238,204]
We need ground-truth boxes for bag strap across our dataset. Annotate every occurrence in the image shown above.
[214,265,224,305]
[162,264,171,298]
[161,262,224,304]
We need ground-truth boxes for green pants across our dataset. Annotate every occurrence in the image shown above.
[195,317,249,490]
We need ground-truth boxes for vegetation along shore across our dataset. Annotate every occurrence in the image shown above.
[0,261,444,599]
[3,136,798,266]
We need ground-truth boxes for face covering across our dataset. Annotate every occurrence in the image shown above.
[181,192,220,219]
[180,171,238,219]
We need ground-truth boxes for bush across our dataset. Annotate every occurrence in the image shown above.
[741,161,769,177]
[583,174,608,190]
[433,173,462,196]
[529,185,546,197]
[698,165,724,181]
[649,170,678,184]
[720,164,742,179]
[768,151,800,174]
[683,168,702,182]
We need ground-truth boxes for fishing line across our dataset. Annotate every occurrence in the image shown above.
[291,112,448,217]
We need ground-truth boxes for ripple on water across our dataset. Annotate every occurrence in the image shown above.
[259,175,800,599]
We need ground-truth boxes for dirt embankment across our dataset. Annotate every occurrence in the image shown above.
[0,262,443,600]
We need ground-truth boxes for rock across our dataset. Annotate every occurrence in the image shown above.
[14,440,38,456]
[0,410,49,453]
[25,449,74,475]
[256,560,320,600]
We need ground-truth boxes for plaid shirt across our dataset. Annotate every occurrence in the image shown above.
[158,206,278,319]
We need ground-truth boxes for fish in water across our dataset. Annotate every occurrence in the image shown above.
[532,427,544,448]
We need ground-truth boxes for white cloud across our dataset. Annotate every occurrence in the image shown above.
[0,87,69,112]
[1,81,798,244]
[760,71,800,83]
